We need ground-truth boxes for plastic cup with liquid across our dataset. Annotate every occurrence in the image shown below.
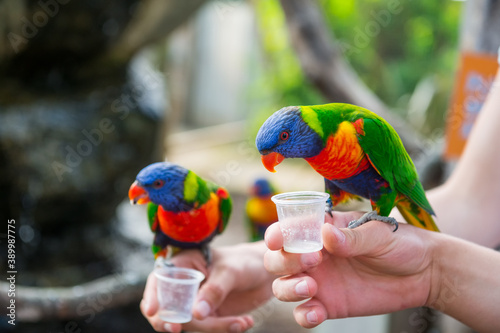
[271,191,329,253]
[154,266,205,323]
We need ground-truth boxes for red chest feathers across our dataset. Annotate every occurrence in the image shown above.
[157,193,220,242]
[305,121,369,180]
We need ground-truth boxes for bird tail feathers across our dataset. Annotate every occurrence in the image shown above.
[396,199,439,232]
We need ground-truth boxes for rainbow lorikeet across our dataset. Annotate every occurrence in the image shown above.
[245,178,279,241]
[128,162,232,263]
[255,103,439,232]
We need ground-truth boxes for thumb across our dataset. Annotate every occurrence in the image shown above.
[192,265,236,320]
[141,271,159,317]
[264,222,283,251]
[322,222,394,258]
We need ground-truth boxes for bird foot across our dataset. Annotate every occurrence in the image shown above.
[348,211,398,232]
[201,245,212,266]
[154,256,175,268]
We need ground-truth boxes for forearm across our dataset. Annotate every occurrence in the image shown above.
[427,232,500,332]
[417,184,500,247]
[434,69,500,246]
[391,70,500,247]
[446,69,500,203]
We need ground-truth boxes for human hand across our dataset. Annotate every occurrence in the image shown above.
[141,242,274,332]
[264,211,435,328]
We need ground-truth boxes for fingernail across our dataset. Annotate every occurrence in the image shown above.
[163,323,174,332]
[229,322,242,333]
[301,251,320,267]
[295,280,310,297]
[194,300,211,319]
[306,310,318,324]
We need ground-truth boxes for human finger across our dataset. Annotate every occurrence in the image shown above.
[192,260,238,320]
[170,249,209,276]
[322,221,396,258]
[141,272,159,317]
[264,249,322,276]
[264,222,283,251]
[272,274,318,302]
[181,315,254,333]
[325,211,365,228]
[146,317,183,333]
[292,298,328,328]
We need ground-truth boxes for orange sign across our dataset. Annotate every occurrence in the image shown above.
[444,52,498,160]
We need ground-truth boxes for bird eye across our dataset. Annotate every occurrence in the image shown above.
[280,131,289,141]
[152,180,164,189]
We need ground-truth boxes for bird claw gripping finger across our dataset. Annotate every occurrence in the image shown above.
[325,197,334,217]
[200,245,212,266]
[348,210,399,232]
[155,256,175,268]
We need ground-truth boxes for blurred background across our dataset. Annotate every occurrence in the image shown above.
[0,0,498,332]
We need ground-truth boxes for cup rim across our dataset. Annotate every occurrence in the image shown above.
[154,266,205,284]
[271,191,329,205]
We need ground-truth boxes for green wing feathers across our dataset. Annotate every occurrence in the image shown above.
[355,111,436,227]
[147,202,159,232]
[146,202,161,256]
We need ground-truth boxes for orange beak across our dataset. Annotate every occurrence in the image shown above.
[261,152,284,173]
[128,181,150,205]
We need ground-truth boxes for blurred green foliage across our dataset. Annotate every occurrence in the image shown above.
[247,0,324,135]
[250,0,462,136]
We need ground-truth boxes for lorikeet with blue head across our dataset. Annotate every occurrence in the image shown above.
[255,103,439,232]
[245,178,279,241]
[128,162,232,264]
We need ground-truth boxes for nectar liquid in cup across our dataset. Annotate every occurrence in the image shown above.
[157,282,198,323]
[155,267,205,323]
[280,214,324,253]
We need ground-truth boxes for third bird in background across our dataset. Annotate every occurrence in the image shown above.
[245,178,279,241]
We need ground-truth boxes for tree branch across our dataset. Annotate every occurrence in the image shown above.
[0,271,147,322]
[278,0,424,155]
[107,0,208,62]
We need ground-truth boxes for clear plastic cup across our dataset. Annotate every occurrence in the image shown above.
[154,266,205,323]
[271,191,329,253]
